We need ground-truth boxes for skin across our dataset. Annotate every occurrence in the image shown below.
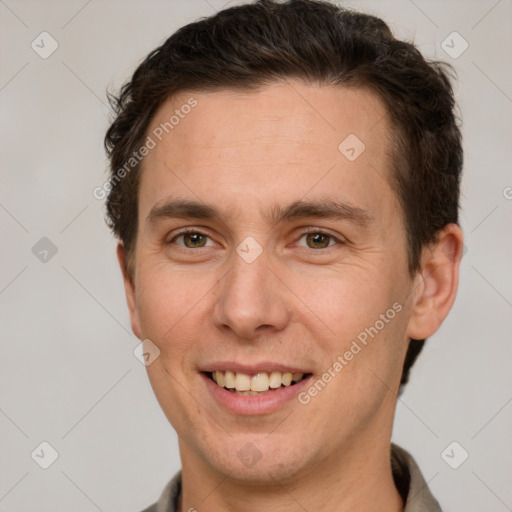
[117,80,463,512]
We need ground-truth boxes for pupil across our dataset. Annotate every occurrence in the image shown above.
[185,233,205,248]
[307,233,329,249]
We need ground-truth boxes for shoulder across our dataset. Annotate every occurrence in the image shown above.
[138,470,182,512]
[139,504,158,512]
[391,443,443,512]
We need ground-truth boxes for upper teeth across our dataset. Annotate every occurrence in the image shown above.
[212,370,304,392]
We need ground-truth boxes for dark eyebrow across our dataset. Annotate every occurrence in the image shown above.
[147,199,217,224]
[146,198,372,227]
[267,199,372,227]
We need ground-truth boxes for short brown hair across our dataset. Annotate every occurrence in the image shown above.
[104,0,462,389]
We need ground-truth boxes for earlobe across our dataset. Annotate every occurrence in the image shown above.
[116,242,142,340]
[406,224,464,340]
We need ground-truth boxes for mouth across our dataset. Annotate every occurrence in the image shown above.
[203,370,312,396]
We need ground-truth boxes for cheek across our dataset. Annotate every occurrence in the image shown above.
[304,290,406,437]
[134,263,213,353]
[298,265,407,391]
[296,264,398,339]
[134,266,213,430]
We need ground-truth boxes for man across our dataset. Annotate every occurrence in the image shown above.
[103,1,464,510]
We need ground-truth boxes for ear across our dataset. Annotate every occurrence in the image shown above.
[116,241,142,340]
[406,224,464,340]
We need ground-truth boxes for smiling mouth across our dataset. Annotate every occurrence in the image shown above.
[205,370,311,395]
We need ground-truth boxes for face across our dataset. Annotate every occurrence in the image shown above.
[121,81,423,484]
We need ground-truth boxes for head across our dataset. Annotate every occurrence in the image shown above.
[104,0,463,484]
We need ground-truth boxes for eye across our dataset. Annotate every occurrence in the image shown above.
[170,230,215,249]
[296,230,343,249]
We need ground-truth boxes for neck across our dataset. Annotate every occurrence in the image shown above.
[177,436,404,512]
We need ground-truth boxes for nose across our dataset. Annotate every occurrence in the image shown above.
[212,248,292,340]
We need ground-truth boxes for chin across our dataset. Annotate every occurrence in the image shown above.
[197,431,312,484]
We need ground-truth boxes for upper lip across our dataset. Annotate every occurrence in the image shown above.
[200,361,311,375]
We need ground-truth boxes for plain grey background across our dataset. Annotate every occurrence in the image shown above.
[1,0,511,511]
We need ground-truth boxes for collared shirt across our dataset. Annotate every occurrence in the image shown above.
[141,443,442,512]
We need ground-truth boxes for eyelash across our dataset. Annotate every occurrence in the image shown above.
[167,227,345,250]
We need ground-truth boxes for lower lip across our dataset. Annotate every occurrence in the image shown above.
[201,372,313,415]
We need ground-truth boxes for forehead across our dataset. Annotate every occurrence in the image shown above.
[139,81,397,225]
